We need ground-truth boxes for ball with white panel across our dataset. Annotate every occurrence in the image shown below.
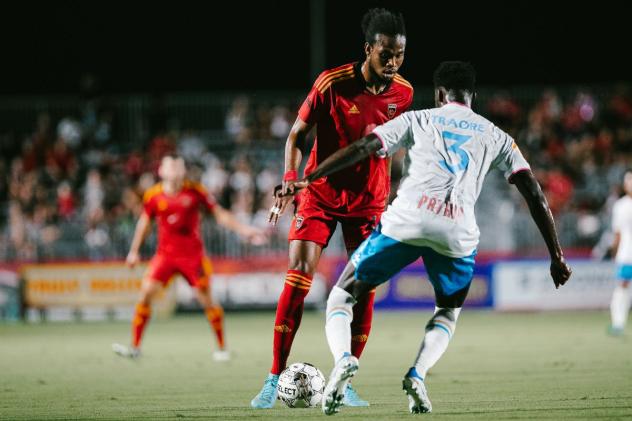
[277,362,326,408]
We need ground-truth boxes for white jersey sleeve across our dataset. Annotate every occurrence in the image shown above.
[490,125,531,179]
[372,111,418,158]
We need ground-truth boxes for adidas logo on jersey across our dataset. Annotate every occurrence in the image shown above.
[348,104,360,114]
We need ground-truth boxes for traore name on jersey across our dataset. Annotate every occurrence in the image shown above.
[431,115,487,133]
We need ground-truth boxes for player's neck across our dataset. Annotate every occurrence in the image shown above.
[162,180,183,196]
[446,93,472,108]
[446,100,470,108]
[360,62,388,95]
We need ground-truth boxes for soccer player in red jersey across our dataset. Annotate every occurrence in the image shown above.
[251,8,413,408]
[112,155,265,361]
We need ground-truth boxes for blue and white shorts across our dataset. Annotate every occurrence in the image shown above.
[350,226,476,307]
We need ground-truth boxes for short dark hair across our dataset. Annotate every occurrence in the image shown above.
[361,8,406,44]
[433,61,476,93]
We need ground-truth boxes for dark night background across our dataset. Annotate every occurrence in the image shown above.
[0,1,629,94]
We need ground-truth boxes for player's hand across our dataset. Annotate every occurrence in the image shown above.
[550,256,571,289]
[126,251,140,268]
[283,179,309,196]
[268,183,294,226]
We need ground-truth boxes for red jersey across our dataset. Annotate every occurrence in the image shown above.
[298,62,414,217]
[142,181,216,257]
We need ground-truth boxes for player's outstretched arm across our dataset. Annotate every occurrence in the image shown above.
[127,212,151,268]
[213,206,267,245]
[511,170,572,288]
[285,133,383,194]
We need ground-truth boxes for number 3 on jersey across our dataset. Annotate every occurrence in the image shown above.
[440,131,472,174]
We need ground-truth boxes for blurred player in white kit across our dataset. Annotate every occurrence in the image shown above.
[609,169,632,335]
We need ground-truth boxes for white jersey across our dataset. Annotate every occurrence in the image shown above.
[372,102,530,258]
[613,195,632,264]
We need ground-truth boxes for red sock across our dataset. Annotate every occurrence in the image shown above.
[132,303,151,348]
[205,306,225,350]
[270,270,312,375]
[350,289,375,358]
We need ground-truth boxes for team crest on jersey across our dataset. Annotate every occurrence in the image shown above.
[387,103,397,118]
[295,215,304,229]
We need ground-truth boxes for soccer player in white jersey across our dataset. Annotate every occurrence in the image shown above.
[609,169,632,335]
[283,61,572,415]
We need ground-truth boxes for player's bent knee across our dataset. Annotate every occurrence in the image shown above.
[288,260,316,275]
[436,285,470,308]
[139,292,154,306]
[140,279,162,302]
[196,284,210,295]
[349,279,377,300]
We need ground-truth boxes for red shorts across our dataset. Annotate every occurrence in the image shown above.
[288,200,381,252]
[146,253,213,288]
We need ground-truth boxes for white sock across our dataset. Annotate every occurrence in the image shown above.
[610,285,630,329]
[413,307,461,379]
[325,286,356,362]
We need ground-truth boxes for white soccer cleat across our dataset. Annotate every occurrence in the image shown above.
[402,367,432,413]
[342,382,369,407]
[322,355,359,415]
[112,343,141,359]
[212,349,231,362]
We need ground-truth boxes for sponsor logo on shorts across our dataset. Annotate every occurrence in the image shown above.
[295,215,304,229]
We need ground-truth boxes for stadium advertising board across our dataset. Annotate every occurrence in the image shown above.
[493,260,615,310]
[21,262,176,320]
[368,262,494,309]
[175,257,329,310]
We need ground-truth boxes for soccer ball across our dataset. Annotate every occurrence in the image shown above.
[277,362,326,408]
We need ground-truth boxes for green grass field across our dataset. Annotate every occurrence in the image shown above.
[1,310,631,420]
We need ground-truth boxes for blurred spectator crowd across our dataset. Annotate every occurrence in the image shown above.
[0,85,631,262]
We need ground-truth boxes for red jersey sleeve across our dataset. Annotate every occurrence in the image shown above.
[143,185,161,218]
[393,74,415,113]
[191,182,217,212]
[297,72,328,125]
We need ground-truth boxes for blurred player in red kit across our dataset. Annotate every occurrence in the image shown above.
[251,8,413,408]
[112,155,266,361]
